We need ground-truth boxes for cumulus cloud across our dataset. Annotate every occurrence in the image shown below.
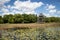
[0,0,59,17]
[49,9,56,13]
[0,0,10,4]
[46,4,57,14]
[57,11,60,14]
[43,13,51,17]
[47,4,55,10]
[11,0,44,14]
[1,8,9,13]
[14,0,44,10]
[0,0,10,8]
[0,0,44,15]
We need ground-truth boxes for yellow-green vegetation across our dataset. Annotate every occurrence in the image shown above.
[0,23,60,29]
[0,27,60,40]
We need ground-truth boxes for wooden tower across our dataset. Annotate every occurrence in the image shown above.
[37,13,45,23]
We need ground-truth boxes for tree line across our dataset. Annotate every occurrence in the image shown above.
[0,14,37,23]
[0,14,60,24]
[44,17,60,23]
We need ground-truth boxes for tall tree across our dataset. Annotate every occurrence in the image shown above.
[14,14,23,23]
[3,14,14,23]
[0,16,3,23]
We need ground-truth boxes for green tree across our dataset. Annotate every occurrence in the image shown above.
[8,14,14,23]
[14,14,23,23]
[3,15,9,23]
[44,17,51,23]
[0,16,3,23]
[22,14,29,23]
[50,17,56,22]
[28,14,37,23]
[3,14,14,23]
[2,13,60,23]
[22,14,37,23]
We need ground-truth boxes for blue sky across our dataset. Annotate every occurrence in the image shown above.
[0,0,60,17]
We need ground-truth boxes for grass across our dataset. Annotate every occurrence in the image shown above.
[0,27,60,40]
[0,23,60,40]
[0,23,60,30]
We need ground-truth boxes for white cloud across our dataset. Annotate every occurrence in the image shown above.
[46,4,55,10]
[57,11,60,14]
[14,0,44,10]
[49,9,56,13]
[2,0,44,14]
[48,5,55,9]
[1,0,59,17]
[0,0,10,5]
[43,13,51,17]
[11,0,44,14]
[7,5,11,8]
[24,11,36,14]
[0,0,44,15]
[46,4,57,14]
[0,0,10,8]
[1,8,9,13]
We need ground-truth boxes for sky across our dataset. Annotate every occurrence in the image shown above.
[0,0,60,17]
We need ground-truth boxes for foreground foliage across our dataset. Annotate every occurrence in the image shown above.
[0,27,60,40]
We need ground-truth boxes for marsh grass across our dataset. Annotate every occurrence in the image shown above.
[0,26,60,40]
